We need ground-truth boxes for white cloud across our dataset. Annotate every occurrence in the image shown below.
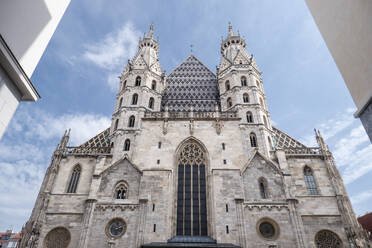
[351,189,372,205]
[83,22,141,70]
[107,73,120,92]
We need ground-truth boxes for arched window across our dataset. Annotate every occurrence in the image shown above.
[124,139,130,151]
[250,132,257,147]
[315,230,342,248]
[258,177,267,199]
[67,165,81,193]
[135,76,141,86]
[45,227,71,248]
[119,97,123,108]
[148,97,154,109]
[151,80,157,90]
[243,93,249,103]
[114,119,119,130]
[256,80,260,87]
[227,97,232,108]
[225,81,230,91]
[260,98,264,107]
[246,111,253,123]
[115,182,128,199]
[304,166,318,195]
[263,115,268,127]
[132,94,138,105]
[241,76,247,86]
[123,80,127,89]
[128,115,135,127]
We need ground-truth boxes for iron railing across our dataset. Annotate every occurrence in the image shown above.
[143,111,239,120]
[64,146,111,155]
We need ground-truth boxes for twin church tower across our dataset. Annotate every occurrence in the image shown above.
[19,25,368,248]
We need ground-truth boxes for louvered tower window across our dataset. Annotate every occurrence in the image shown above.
[241,76,247,86]
[225,81,230,91]
[67,165,81,193]
[243,93,249,103]
[258,177,267,199]
[128,115,135,127]
[176,141,208,236]
[132,94,138,105]
[304,166,318,195]
[124,139,130,151]
[246,111,253,123]
[151,80,157,90]
[135,76,141,86]
[149,97,154,109]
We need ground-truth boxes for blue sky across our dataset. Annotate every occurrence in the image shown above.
[0,0,371,231]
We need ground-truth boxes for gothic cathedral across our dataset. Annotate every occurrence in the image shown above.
[20,25,369,248]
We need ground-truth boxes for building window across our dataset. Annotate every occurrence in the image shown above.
[119,97,123,108]
[243,93,249,103]
[148,97,154,109]
[226,225,229,234]
[151,80,157,90]
[257,219,278,240]
[225,80,230,91]
[111,142,114,148]
[124,139,130,151]
[256,80,260,87]
[176,141,208,236]
[223,159,227,164]
[114,119,119,130]
[258,177,268,199]
[123,80,127,88]
[152,204,155,211]
[131,94,138,105]
[263,115,268,127]
[241,76,247,86]
[226,204,229,212]
[157,159,160,164]
[222,143,225,150]
[250,132,257,147]
[135,76,141,86]
[67,165,81,193]
[246,111,253,123]
[227,97,232,108]
[158,142,162,149]
[315,230,342,248]
[304,166,318,195]
[115,183,128,199]
[128,115,135,127]
[153,224,156,232]
[45,227,71,248]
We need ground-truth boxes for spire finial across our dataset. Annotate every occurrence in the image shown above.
[190,44,193,54]
[228,22,234,37]
[148,23,154,38]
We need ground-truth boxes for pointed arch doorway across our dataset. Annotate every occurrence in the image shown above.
[176,140,208,236]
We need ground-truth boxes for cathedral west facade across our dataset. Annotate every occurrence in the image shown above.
[20,25,369,248]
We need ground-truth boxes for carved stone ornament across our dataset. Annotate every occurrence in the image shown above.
[189,119,194,135]
[163,120,168,135]
[44,227,71,248]
[315,230,342,248]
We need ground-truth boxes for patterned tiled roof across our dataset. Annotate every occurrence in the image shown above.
[272,126,307,148]
[79,128,110,148]
[161,55,220,112]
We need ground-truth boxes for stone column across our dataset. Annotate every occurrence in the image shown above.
[136,199,148,247]
[235,198,247,248]
[78,199,97,248]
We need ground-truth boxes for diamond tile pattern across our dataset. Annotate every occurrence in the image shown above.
[272,126,307,148]
[79,128,110,148]
[161,55,220,112]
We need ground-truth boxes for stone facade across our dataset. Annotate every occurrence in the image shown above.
[19,25,369,248]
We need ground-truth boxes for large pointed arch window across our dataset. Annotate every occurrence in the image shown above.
[177,141,208,236]
[304,166,318,195]
[115,182,128,199]
[67,165,81,193]
[135,76,141,86]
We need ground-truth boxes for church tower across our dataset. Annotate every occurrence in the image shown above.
[217,24,273,156]
[110,24,165,161]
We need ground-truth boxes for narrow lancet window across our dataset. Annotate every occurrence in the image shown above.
[250,132,257,147]
[119,97,123,108]
[128,115,135,127]
[225,81,230,91]
[149,97,154,109]
[241,76,247,86]
[243,93,249,103]
[258,178,267,199]
[227,97,232,108]
[246,111,253,123]
[135,76,141,86]
[67,165,81,193]
[114,119,119,130]
[151,80,157,90]
[132,94,138,105]
[304,166,318,195]
[124,139,131,151]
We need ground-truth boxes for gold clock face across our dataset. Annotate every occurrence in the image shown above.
[107,219,126,238]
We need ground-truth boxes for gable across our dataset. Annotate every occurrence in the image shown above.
[241,151,281,176]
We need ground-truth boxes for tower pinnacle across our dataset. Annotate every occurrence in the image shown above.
[148,24,154,38]
[228,22,234,37]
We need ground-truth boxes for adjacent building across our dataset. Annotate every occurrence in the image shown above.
[305,0,372,142]
[0,231,20,248]
[19,25,369,248]
[0,0,71,139]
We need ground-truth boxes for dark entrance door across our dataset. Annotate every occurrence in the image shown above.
[176,141,208,236]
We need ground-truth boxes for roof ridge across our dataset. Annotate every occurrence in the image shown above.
[168,54,216,77]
